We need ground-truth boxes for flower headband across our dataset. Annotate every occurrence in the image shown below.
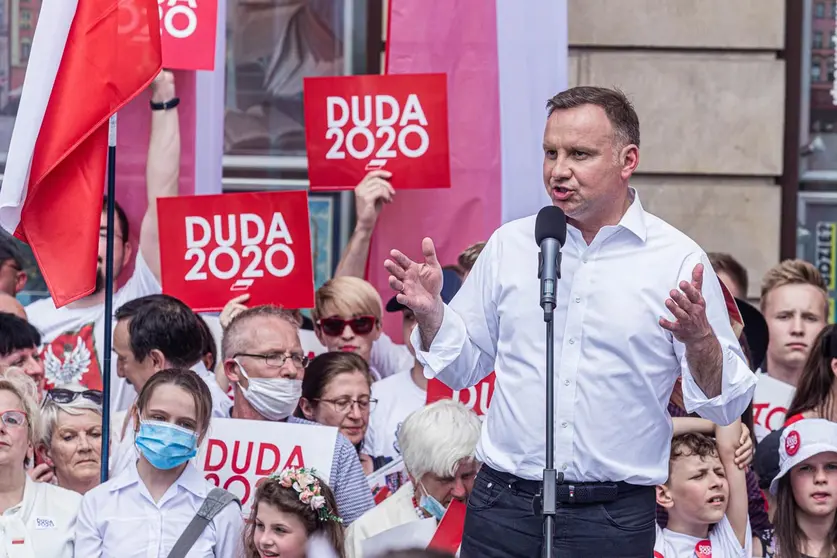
[270,467,343,523]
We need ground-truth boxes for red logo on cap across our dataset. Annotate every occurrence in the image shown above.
[786,430,801,456]
[695,539,712,557]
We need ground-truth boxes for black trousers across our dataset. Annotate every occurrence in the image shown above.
[460,466,656,558]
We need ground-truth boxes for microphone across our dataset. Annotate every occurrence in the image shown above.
[535,206,567,317]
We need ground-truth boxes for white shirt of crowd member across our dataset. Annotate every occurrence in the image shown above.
[25,70,180,413]
[654,417,753,558]
[345,399,482,558]
[364,268,464,462]
[0,313,45,400]
[766,418,837,558]
[760,260,828,388]
[31,384,103,494]
[0,368,81,558]
[222,305,375,523]
[75,369,242,558]
[109,294,233,477]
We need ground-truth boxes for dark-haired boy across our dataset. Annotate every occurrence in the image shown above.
[655,419,752,557]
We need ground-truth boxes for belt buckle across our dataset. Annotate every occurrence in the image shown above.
[568,485,575,503]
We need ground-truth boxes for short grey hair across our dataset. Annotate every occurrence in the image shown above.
[222,305,299,360]
[397,399,482,482]
[39,383,102,450]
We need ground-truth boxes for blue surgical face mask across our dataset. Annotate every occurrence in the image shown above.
[419,481,447,521]
[135,420,198,470]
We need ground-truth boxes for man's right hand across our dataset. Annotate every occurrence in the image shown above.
[355,170,395,232]
[384,238,445,348]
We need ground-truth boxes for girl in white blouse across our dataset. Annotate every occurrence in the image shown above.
[74,368,242,557]
[0,367,81,558]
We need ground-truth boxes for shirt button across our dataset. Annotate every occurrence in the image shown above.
[564,379,570,386]
[561,463,568,471]
[561,421,568,428]
[574,297,581,303]
[569,338,575,344]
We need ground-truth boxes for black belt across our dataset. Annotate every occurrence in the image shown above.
[480,465,642,511]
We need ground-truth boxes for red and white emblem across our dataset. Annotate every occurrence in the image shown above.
[785,430,801,457]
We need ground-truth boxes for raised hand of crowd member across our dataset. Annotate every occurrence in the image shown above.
[335,170,395,278]
[671,417,754,470]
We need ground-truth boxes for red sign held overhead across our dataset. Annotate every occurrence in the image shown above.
[426,373,496,416]
[303,73,451,191]
[157,191,315,312]
[158,0,217,71]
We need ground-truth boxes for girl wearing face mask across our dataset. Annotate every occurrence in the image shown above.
[764,418,837,558]
[296,353,375,473]
[244,468,345,558]
[74,368,243,557]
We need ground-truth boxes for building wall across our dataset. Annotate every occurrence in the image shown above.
[568,0,786,297]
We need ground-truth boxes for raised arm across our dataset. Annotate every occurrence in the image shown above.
[334,171,395,278]
[715,419,750,548]
[139,70,181,282]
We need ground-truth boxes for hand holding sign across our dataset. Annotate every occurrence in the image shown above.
[660,263,713,344]
[385,238,444,318]
[355,170,395,231]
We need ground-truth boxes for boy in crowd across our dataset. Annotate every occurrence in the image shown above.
[655,418,751,557]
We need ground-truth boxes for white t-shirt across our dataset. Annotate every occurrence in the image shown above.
[752,373,796,442]
[27,253,161,412]
[654,516,751,558]
[370,333,414,381]
[363,370,426,458]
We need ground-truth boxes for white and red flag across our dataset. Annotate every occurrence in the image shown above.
[0,0,162,307]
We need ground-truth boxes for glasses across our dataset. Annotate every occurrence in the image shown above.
[315,397,378,414]
[0,410,27,428]
[46,389,103,406]
[317,316,377,337]
[235,352,309,369]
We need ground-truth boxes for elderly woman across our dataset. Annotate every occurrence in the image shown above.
[345,399,482,557]
[35,384,103,494]
[0,368,81,556]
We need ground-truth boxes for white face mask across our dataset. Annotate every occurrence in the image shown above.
[235,360,302,421]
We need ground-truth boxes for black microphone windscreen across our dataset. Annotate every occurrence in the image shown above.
[535,206,567,247]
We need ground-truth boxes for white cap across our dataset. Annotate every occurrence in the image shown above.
[770,418,837,495]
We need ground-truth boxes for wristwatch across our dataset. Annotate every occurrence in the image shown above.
[150,97,180,111]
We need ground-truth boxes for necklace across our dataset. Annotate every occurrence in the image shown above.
[410,486,428,519]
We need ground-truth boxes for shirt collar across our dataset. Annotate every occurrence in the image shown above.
[109,460,207,498]
[618,188,647,242]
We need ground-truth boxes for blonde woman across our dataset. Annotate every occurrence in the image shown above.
[0,367,81,557]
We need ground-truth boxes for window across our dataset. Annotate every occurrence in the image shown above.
[20,39,31,61]
[813,57,823,81]
[815,31,824,49]
[816,2,826,17]
[19,10,31,30]
[829,57,836,82]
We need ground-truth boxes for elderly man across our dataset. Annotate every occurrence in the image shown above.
[386,86,757,557]
[222,305,374,523]
[346,399,481,557]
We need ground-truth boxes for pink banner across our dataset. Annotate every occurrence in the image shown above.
[368,0,503,341]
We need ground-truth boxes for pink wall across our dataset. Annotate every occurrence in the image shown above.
[112,70,196,285]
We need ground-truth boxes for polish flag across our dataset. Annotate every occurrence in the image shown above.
[368,0,568,337]
[0,0,162,307]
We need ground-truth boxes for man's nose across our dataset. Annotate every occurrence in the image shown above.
[451,478,468,500]
[790,315,804,334]
[551,156,572,180]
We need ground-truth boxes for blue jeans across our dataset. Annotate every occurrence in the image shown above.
[461,466,656,558]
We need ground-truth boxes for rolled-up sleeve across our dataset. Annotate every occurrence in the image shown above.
[410,233,500,390]
[677,253,757,425]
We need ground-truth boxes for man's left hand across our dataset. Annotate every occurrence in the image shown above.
[659,263,713,345]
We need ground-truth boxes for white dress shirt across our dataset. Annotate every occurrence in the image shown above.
[0,476,81,558]
[412,192,756,484]
[75,461,242,557]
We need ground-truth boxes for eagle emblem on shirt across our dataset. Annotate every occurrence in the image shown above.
[40,323,102,390]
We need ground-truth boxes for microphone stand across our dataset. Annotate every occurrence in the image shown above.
[540,250,562,558]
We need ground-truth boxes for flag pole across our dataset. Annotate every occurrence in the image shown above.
[100,113,117,483]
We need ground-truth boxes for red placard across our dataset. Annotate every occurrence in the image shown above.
[159,0,217,71]
[157,191,315,312]
[427,499,466,553]
[303,73,451,191]
[426,373,496,416]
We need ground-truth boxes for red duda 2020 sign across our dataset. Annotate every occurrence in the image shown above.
[426,373,496,416]
[157,191,315,312]
[303,73,451,191]
[158,0,217,71]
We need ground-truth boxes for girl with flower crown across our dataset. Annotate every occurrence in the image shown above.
[245,467,346,558]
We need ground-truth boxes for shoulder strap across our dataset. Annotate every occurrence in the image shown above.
[166,488,241,558]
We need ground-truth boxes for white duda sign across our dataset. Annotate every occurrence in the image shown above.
[325,94,430,162]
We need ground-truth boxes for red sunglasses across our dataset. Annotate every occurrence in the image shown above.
[317,316,377,337]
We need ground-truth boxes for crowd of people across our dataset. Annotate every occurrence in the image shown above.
[0,73,833,558]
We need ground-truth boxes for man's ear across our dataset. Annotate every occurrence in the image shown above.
[656,484,674,509]
[148,349,167,371]
[224,359,242,384]
[121,241,133,269]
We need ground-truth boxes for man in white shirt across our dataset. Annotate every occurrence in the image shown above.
[26,70,180,412]
[384,86,757,557]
